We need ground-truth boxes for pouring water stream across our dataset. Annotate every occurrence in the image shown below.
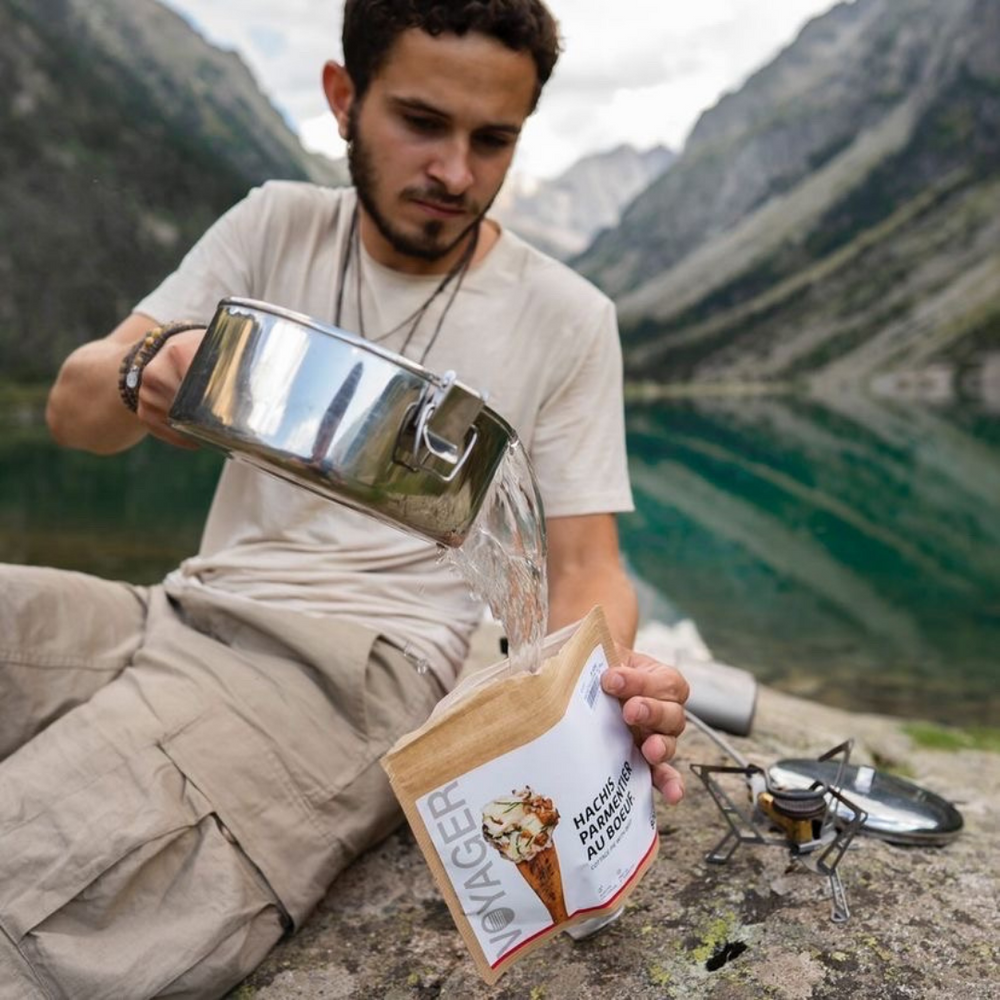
[442,439,549,676]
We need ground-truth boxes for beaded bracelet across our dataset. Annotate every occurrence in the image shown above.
[117,320,203,413]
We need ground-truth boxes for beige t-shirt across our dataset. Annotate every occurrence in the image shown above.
[136,182,633,685]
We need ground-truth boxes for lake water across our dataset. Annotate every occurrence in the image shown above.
[623,389,999,728]
[2,390,996,727]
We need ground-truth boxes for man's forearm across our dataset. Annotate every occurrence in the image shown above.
[46,338,146,454]
[545,513,639,648]
[547,562,639,648]
[45,313,160,454]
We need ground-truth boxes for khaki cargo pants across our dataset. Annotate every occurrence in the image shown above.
[0,564,445,1000]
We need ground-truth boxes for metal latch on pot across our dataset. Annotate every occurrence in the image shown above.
[395,371,483,481]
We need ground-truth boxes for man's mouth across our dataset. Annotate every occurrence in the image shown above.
[408,195,467,219]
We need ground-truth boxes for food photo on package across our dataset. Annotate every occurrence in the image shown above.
[381,606,659,984]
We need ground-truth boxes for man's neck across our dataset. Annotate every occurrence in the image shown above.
[357,209,500,276]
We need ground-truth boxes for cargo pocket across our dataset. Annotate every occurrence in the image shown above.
[169,594,385,806]
[157,703,337,926]
[0,724,292,1000]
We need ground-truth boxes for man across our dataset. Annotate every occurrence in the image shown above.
[0,1,688,997]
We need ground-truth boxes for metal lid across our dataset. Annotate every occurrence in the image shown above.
[767,758,964,846]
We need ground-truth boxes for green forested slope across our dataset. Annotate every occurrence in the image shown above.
[0,0,344,382]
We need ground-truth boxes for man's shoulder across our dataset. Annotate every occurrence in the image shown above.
[226,181,355,251]
[250,179,351,213]
[489,226,614,313]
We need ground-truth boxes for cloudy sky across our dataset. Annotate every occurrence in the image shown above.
[162,0,841,179]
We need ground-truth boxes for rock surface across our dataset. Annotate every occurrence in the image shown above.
[230,629,999,999]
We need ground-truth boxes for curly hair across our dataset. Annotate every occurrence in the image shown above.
[342,0,562,111]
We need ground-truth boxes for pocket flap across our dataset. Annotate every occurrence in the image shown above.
[0,743,212,940]
[159,705,339,924]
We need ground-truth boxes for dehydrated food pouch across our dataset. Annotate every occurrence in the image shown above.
[381,607,659,984]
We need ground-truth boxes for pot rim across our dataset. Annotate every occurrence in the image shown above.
[220,296,462,391]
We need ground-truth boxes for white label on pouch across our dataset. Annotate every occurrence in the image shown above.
[415,643,657,969]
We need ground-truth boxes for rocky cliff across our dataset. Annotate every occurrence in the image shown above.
[575,0,1000,396]
[494,144,674,260]
[0,0,344,381]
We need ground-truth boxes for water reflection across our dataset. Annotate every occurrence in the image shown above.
[2,391,996,726]
[0,402,223,584]
[623,390,1000,727]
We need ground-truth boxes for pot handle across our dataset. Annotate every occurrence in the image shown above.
[397,372,483,482]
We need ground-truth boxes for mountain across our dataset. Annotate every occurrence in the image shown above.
[0,0,345,383]
[575,0,1000,398]
[493,144,674,260]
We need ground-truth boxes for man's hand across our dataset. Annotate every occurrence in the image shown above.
[602,649,689,805]
[135,328,206,448]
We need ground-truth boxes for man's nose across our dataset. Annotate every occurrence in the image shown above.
[428,138,474,195]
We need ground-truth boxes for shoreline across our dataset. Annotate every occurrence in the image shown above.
[624,380,800,402]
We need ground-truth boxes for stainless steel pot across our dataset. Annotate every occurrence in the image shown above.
[168,297,515,547]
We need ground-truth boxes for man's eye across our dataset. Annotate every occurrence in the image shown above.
[474,133,514,152]
[405,115,443,133]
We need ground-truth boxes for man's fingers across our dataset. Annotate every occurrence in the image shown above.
[602,661,690,706]
[650,761,685,804]
[635,732,677,766]
[148,426,199,449]
[621,694,686,741]
[602,654,690,805]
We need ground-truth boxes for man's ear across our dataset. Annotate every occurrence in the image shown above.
[322,61,355,140]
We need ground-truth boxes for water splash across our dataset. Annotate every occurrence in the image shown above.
[442,439,548,674]
[401,641,432,676]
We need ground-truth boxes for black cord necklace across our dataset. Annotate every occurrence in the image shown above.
[334,205,479,366]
